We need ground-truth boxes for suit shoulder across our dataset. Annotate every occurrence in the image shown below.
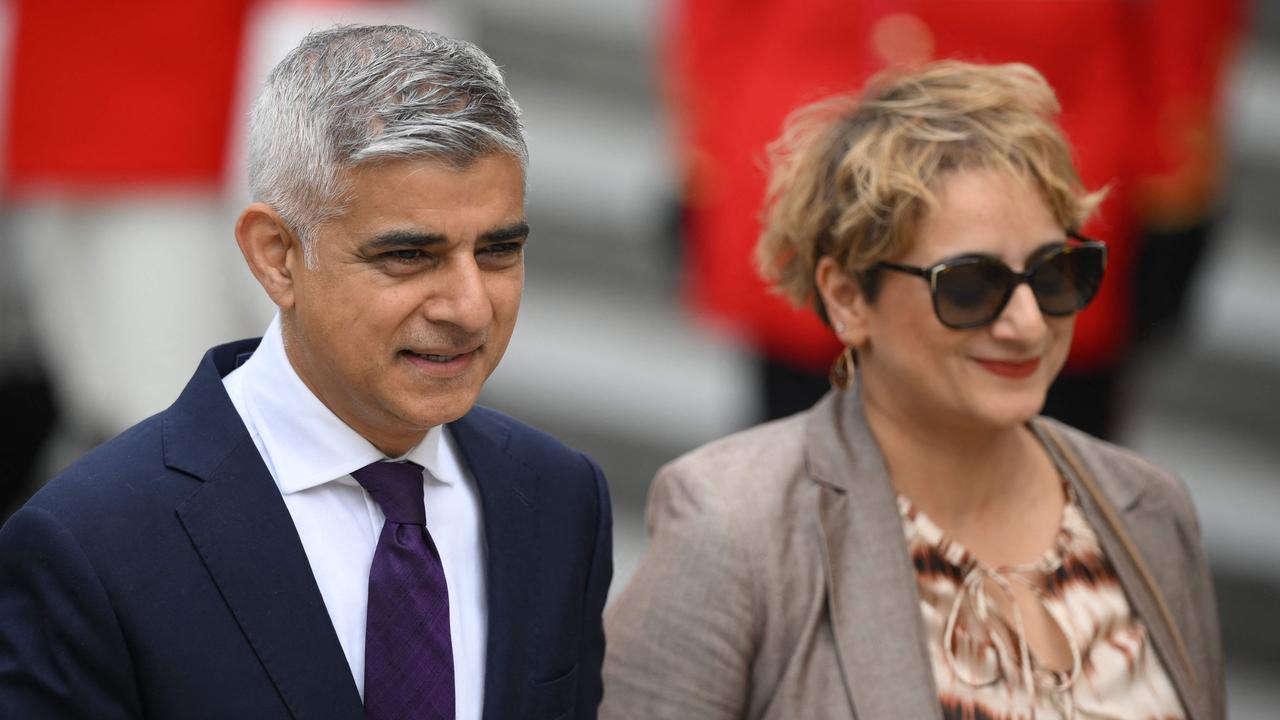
[7,413,207,570]
[25,414,172,519]
[454,405,599,478]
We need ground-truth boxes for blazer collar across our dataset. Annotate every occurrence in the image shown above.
[805,386,944,720]
[1032,418,1202,720]
[448,408,539,720]
[166,340,364,720]
[806,392,1144,513]
[1032,418,1148,513]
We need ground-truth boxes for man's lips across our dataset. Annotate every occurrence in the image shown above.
[973,356,1041,379]
[399,347,480,374]
[406,349,473,361]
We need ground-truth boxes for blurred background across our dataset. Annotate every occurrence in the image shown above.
[1,0,1275,715]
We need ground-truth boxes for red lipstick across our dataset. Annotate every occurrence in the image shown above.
[975,357,1041,379]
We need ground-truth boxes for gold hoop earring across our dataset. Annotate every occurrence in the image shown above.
[829,345,856,390]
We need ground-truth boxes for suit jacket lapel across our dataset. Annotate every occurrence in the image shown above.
[449,409,538,720]
[166,342,364,720]
[807,388,943,720]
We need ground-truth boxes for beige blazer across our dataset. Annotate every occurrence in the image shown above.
[601,387,1223,720]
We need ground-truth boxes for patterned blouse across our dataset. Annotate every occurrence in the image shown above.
[898,488,1186,720]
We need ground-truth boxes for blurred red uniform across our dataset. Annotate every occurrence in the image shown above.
[667,0,1241,430]
[3,0,251,195]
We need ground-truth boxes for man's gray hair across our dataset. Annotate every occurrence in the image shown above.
[248,25,527,254]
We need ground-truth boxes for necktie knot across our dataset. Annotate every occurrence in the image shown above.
[351,461,427,525]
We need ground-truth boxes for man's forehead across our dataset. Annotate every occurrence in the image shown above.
[346,151,525,184]
[340,152,524,212]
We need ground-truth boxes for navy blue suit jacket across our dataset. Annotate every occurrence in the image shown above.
[0,339,612,719]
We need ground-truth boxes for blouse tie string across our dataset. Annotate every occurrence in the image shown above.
[942,560,1083,718]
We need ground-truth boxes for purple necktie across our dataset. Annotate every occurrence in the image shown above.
[351,460,455,720]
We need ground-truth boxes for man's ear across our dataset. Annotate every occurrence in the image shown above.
[815,255,870,349]
[235,202,305,311]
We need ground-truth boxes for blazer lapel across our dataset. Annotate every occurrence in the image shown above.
[1110,503,1205,720]
[1036,421,1206,720]
[449,409,539,720]
[808,388,943,720]
[166,342,364,720]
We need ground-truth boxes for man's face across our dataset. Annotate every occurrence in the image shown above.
[282,153,526,455]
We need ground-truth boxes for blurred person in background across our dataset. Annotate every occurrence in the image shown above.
[0,249,57,515]
[603,62,1221,720]
[665,0,1242,438]
[0,25,610,720]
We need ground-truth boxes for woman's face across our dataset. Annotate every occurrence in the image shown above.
[856,168,1075,432]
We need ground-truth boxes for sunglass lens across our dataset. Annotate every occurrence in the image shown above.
[1032,246,1105,316]
[934,259,1011,327]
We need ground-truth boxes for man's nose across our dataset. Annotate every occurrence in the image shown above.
[421,257,492,331]
[990,283,1048,342]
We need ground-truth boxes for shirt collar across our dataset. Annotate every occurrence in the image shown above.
[237,314,455,494]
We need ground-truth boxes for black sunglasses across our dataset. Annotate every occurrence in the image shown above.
[874,232,1107,329]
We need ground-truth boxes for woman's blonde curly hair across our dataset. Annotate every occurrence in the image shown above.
[756,60,1106,318]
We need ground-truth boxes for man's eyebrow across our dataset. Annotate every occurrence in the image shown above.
[361,230,447,252]
[359,222,530,252]
[480,221,530,243]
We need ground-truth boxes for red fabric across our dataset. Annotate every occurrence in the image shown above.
[667,0,1241,372]
[3,0,253,195]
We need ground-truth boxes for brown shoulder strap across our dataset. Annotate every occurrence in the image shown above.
[1040,423,1198,689]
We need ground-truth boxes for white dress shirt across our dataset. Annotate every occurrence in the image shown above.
[223,314,487,718]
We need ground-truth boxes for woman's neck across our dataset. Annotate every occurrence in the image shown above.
[861,385,1048,527]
